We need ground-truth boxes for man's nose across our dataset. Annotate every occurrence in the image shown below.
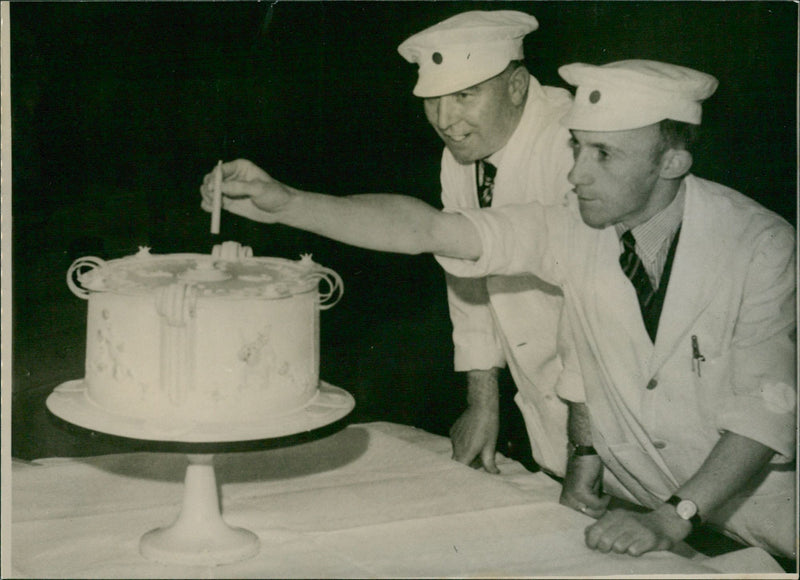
[432,95,459,130]
[567,153,592,186]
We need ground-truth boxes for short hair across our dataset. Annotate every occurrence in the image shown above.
[651,119,700,162]
[658,119,700,151]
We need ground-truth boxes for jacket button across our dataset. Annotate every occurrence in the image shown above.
[654,441,667,449]
[646,378,658,390]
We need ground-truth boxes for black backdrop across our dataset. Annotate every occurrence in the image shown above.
[10,2,797,440]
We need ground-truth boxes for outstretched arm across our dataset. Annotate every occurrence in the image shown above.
[200,159,481,260]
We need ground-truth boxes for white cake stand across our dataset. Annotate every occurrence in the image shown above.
[46,380,355,566]
[139,453,259,565]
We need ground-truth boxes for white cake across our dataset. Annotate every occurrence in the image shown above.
[66,242,343,424]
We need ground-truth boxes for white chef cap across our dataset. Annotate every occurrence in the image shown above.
[398,10,538,98]
[559,60,719,131]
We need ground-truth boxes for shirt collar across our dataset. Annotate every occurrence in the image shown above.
[484,74,540,170]
[615,180,686,261]
[485,148,505,168]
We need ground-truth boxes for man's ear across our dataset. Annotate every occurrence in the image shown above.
[659,149,693,179]
[508,66,529,106]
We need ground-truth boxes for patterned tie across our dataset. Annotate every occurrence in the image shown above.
[619,229,656,320]
[476,160,496,208]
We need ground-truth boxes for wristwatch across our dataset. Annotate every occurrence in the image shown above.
[569,443,598,457]
[666,495,702,530]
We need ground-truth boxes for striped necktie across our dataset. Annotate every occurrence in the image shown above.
[476,160,496,208]
[619,227,683,342]
[619,229,655,316]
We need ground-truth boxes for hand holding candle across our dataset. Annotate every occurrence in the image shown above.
[200,158,294,225]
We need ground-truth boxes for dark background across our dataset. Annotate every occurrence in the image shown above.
[9,1,797,458]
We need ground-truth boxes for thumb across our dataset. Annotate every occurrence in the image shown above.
[481,448,500,474]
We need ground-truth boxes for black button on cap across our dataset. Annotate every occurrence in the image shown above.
[432,52,443,64]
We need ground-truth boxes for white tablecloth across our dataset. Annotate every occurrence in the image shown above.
[9,422,784,578]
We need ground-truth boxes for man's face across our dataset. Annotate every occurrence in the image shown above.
[423,70,523,164]
[567,124,668,229]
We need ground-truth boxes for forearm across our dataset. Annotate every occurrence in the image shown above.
[568,401,594,447]
[280,188,481,259]
[672,431,775,517]
[562,401,608,516]
[465,368,501,410]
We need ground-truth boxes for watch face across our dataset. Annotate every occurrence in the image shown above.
[676,499,698,520]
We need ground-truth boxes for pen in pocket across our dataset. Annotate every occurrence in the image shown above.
[691,335,705,377]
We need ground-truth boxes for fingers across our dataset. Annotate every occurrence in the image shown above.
[199,173,213,212]
[450,435,479,467]
[449,418,477,464]
[221,158,271,182]
[463,455,499,473]
[480,447,500,474]
[200,190,212,213]
[561,493,608,519]
[451,446,476,465]
[584,512,672,557]
[199,169,224,211]
[578,502,608,519]
[218,179,260,198]
[452,445,482,469]
[199,172,261,210]
[610,531,637,554]
[199,159,259,204]
[450,438,498,474]
[586,517,651,554]
[590,493,611,514]
[626,537,653,557]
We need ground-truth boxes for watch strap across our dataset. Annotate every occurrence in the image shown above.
[570,444,598,457]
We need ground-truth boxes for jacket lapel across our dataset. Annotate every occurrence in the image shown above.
[648,176,733,374]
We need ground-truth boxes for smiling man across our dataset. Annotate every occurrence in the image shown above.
[200,59,796,562]
[396,10,577,479]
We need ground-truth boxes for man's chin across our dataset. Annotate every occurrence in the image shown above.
[444,144,481,165]
[450,152,480,165]
[578,208,611,230]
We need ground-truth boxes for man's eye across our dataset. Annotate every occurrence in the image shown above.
[597,149,610,161]
[568,139,580,155]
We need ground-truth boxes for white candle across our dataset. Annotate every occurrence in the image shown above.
[210,160,223,235]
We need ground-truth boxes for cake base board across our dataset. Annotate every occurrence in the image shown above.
[46,379,355,444]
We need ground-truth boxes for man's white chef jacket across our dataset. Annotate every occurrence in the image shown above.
[439,74,576,476]
[436,174,797,557]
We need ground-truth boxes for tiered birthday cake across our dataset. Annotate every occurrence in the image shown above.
[62,242,344,426]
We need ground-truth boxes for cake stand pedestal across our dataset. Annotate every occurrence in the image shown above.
[139,453,259,565]
[46,380,355,567]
